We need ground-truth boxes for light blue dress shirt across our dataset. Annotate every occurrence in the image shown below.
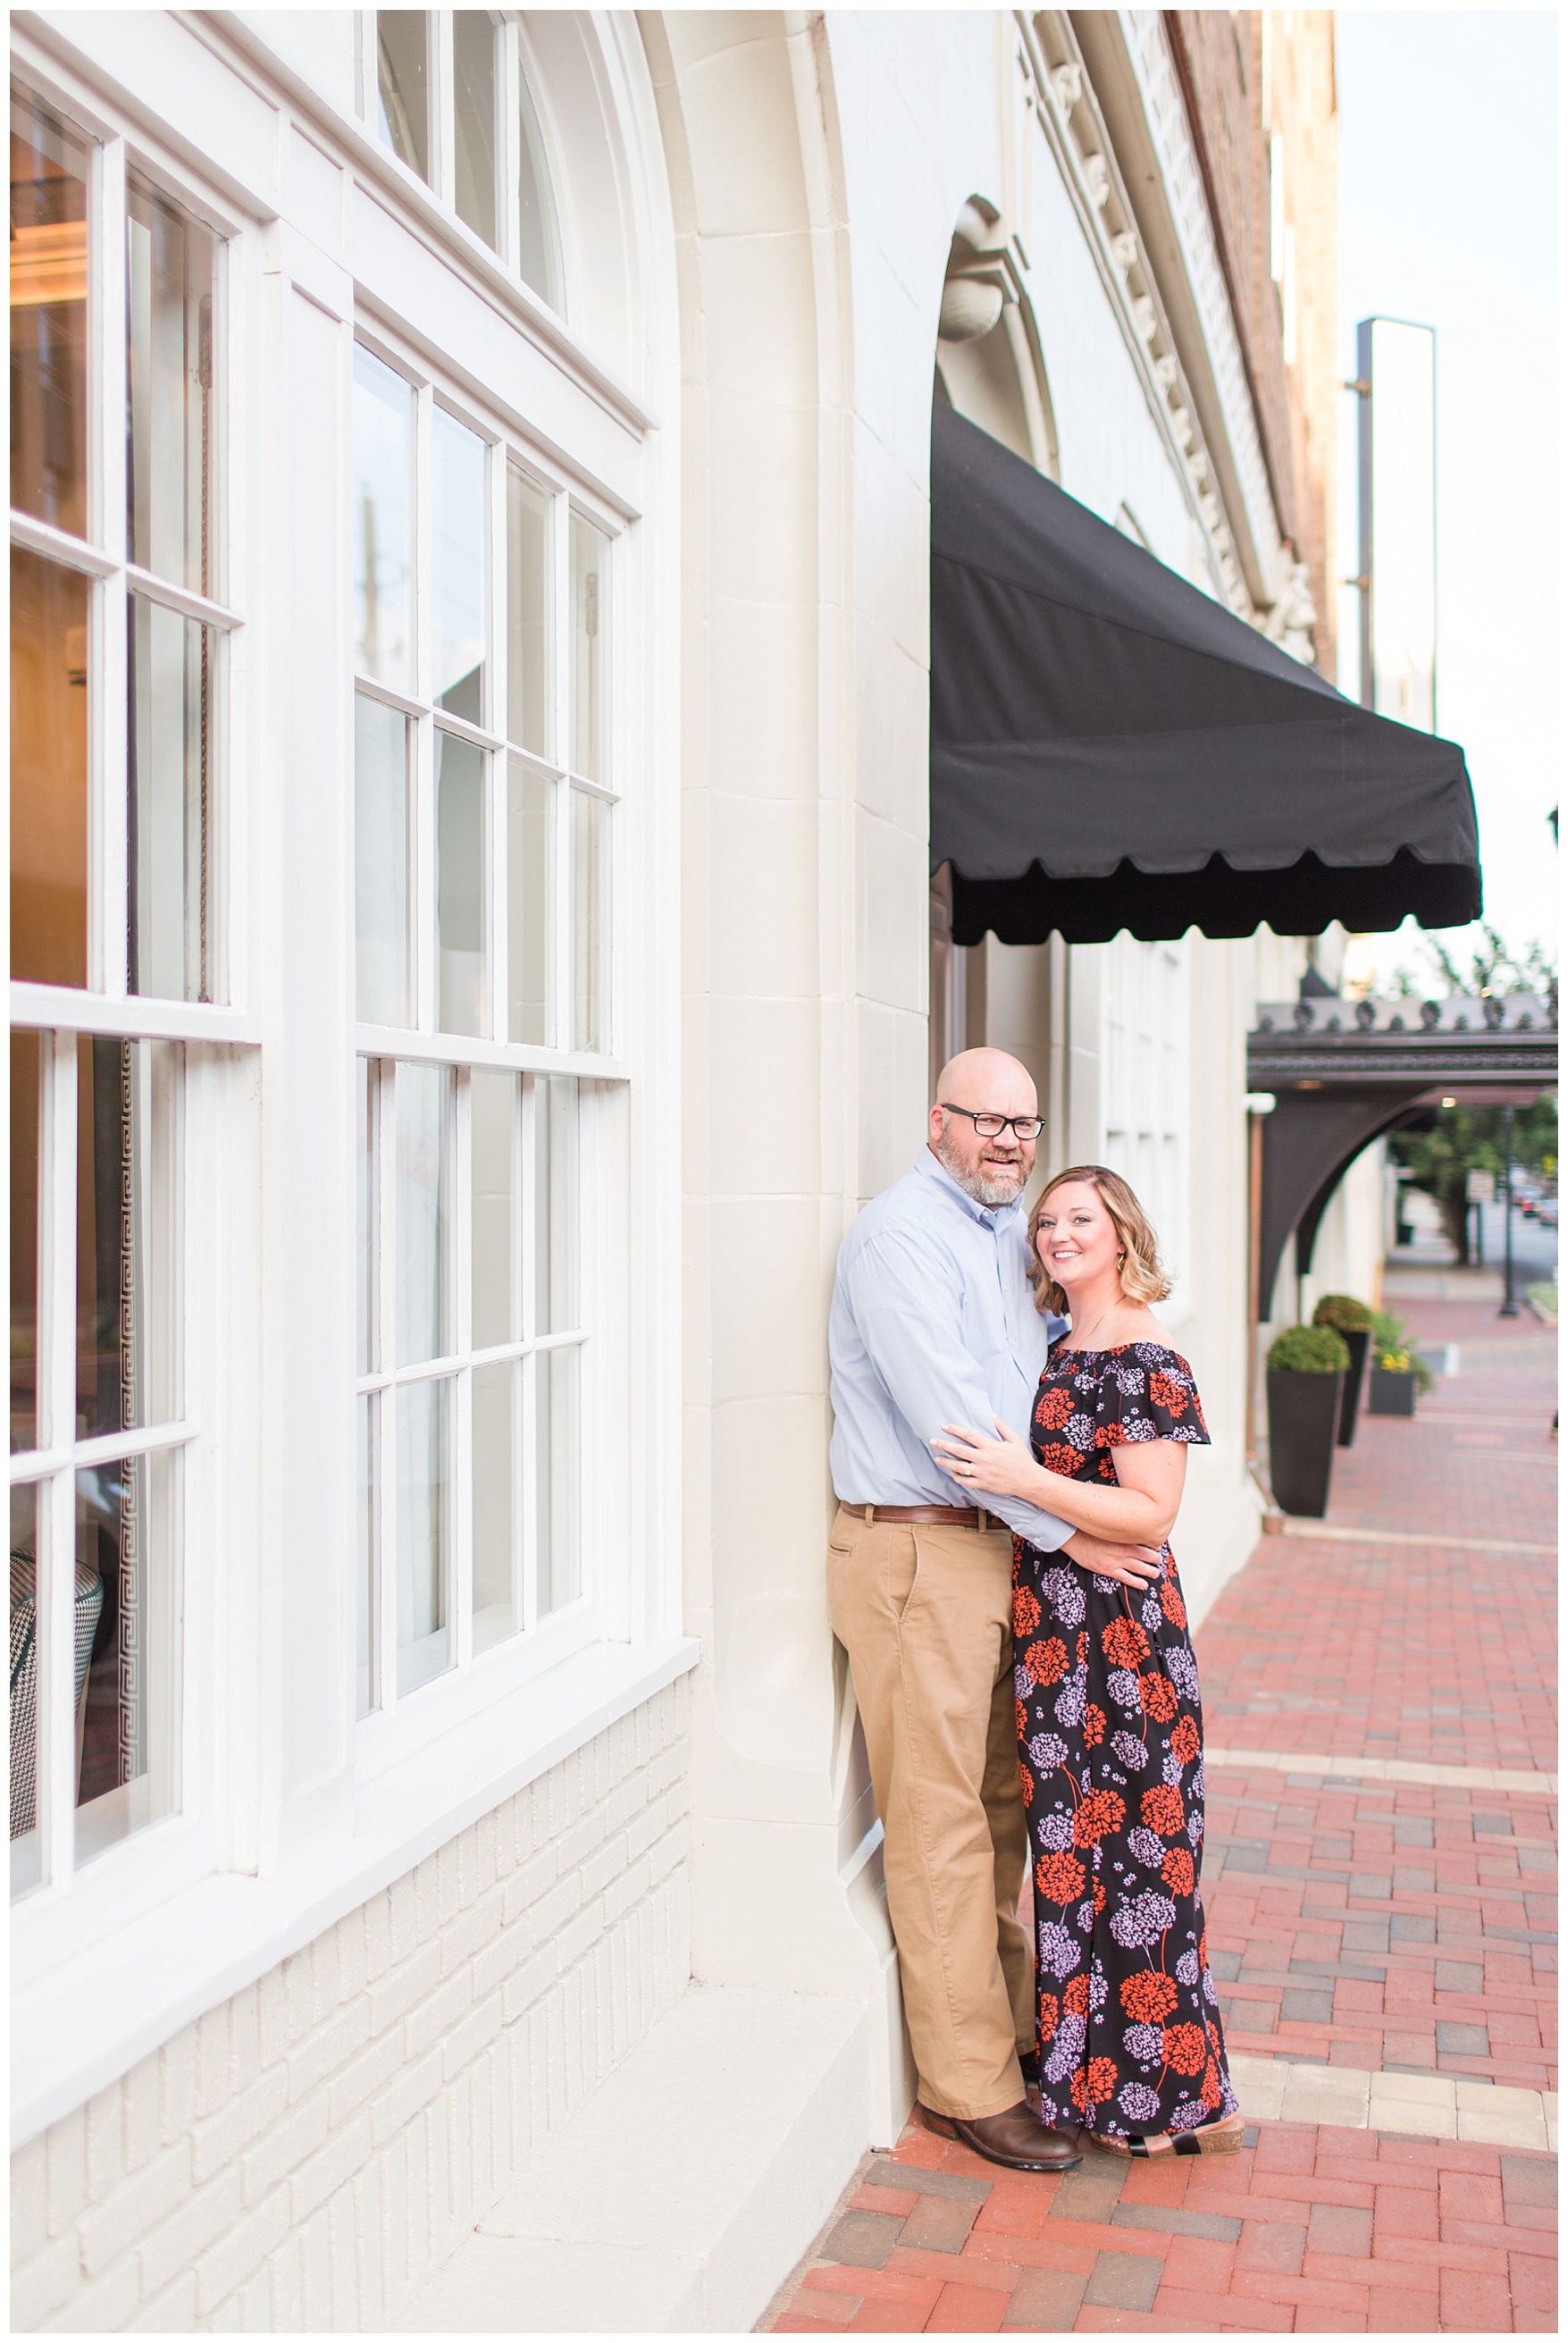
[828,1148,1073,1551]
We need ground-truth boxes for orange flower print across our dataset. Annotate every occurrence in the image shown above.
[1161,1579,1187,1631]
[1092,1880,1106,1914]
[1086,2056,1119,2104]
[1102,1617,1150,1670]
[1013,1586,1042,1638]
[1019,1765,1034,1809]
[1120,1970,1178,2022]
[1200,2061,1222,2111]
[1063,1975,1091,2016]
[1038,1990,1060,2038]
[1148,1370,1188,1417]
[1035,1386,1073,1432]
[1069,2067,1089,2111]
[1016,1700,1028,1741]
[1170,1716,1201,1768]
[1072,1787,1126,1846]
[1037,1442,1079,1478]
[1024,1637,1069,1686]
[1077,1632,1089,1667]
[1140,1672,1178,1724]
[1094,1420,1128,1448]
[1161,1846,1195,1895]
[1036,1851,1086,1904]
[1164,2022,1208,2075]
[1141,1785,1184,1835]
[1084,1704,1106,1747]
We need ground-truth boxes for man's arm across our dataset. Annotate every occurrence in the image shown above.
[844,1231,1075,1550]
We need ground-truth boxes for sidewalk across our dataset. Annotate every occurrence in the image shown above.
[759,1301,1557,2332]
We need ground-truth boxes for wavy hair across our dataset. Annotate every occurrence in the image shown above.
[1026,1164,1172,1317]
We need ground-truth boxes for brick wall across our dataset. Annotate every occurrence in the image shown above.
[1270,13,1339,684]
[11,1680,691,2332]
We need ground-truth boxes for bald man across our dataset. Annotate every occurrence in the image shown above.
[828,1050,1158,2171]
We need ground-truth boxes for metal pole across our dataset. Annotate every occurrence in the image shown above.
[1499,1108,1519,1317]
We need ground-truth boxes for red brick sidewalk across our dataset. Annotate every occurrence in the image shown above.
[760,1303,1556,2332]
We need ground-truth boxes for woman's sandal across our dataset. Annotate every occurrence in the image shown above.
[1091,2110,1245,2159]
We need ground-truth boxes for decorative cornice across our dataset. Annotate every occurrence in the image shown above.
[1019,11,1254,620]
[1117,9,1285,588]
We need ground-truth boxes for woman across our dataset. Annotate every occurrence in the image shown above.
[932,1164,1242,2158]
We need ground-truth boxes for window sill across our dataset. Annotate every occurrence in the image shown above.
[10,1633,700,2149]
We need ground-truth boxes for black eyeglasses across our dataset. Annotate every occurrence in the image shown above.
[940,1104,1044,1141]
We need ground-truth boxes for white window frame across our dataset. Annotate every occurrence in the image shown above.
[1100,933,1192,1323]
[348,317,630,1780]
[9,61,260,1948]
[354,10,562,307]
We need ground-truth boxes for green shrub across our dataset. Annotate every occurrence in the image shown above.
[1371,1307,1432,1390]
[1312,1293,1374,1331]
[1268,1324,1350,1373]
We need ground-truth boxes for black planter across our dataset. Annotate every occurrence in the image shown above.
[1335,1328,1371,1448]
[1368,1368,1417,1417]
[1266,1368,1344,1517]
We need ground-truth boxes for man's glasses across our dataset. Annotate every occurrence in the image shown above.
[940,1104,1044,1141]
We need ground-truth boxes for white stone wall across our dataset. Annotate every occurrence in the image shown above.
[10,1685,690,2333]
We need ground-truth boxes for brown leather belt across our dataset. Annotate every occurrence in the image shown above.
[855,1503,994,1529]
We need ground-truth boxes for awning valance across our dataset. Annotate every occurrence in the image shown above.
[930,403,1482,946]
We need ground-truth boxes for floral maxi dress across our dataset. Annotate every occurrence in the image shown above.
[1013,1339,1239,2144]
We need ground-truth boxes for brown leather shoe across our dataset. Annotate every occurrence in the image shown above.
[918,2099,1083,2172]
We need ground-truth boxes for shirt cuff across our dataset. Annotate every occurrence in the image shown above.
[987,1491,1074,1551]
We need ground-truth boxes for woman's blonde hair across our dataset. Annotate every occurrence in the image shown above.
[1026,1164,1172,1317]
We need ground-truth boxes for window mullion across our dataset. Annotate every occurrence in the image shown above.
[432,13,454,209]
[376,1061,398,1712]
[96,138,130,999]
[520,1075,539,1636]
[488,437,507,1043]
[414,387,436,1035]
[550,498,571,1050]
[98,574,130,1001]
[38,1037,80,1890]
[453,1070,474,1671]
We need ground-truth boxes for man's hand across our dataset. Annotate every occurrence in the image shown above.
[1061,1529,1163,1590]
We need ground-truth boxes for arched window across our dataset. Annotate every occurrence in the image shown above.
[366,12,562,308]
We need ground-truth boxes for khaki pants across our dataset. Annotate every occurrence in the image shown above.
[826,1504,1033,2120]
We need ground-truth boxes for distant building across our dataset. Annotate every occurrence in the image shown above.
[10,11,1377,2329]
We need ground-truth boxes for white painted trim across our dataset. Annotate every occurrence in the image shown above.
[9,985,263,1044]
[353,1020,625,1080]
[10,1633,701,2149]
[1208,1747,1557,1795]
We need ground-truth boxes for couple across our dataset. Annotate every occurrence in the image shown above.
[827,1047,1240,2172]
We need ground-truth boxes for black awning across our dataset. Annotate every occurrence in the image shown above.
[930,402,1481,946]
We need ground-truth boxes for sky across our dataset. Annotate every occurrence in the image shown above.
[1331,8,1559,995]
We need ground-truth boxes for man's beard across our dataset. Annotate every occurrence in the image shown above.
[935,1125,1027,1207]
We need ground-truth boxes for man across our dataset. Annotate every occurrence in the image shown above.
[827,1047,1161,2172]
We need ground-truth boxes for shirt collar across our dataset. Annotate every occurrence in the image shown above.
[916,1145,1024,1230]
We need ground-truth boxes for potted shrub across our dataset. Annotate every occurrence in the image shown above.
[1266,1324,1349,1516]
[1366,1309,1421,1416]
[1312,1294,1374,1447]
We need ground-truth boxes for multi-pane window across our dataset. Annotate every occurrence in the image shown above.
[10,84,233,1896]
[352,332,615,1716]
[1102,935,1188,1292]
[366,12,560,308]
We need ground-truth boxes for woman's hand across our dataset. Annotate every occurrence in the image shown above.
[931,1416,1040,1501]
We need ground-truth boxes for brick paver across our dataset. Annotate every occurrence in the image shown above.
[761,1300,1556,2331]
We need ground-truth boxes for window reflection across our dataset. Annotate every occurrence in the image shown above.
[534,1075,578,1336]
[11,1032,40,1455]
[471,1357,517,1651]
[537,1343,580,1615]
[471,1069,519,1350]
[506,463,549,758]
[74,1447,180,1867]
[569,513,608,782]
[10,1482,41,1894]
[432,407,487,722]
[507,757,550,1046]
[395,1062,452,1369]
[436,730,486,1037]
[126,172,216,597]
[10,88,90,540]
[355,693,409,1026]
[10,548,88,987]
[128,596,214,1002]
[75,1038,180,1444]
[353,348,415,693]
[376,13,430,183]
[453,12,498,251]
[397,1374,449,1692]
[571,790,608,1054]
[517,71,560,310]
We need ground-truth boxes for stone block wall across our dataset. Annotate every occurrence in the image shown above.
[10,1681,691,2332]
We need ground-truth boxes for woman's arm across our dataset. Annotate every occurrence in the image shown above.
[931,1418,1186,1546]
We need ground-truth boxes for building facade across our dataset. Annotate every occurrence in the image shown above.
[10,12,1371,2329]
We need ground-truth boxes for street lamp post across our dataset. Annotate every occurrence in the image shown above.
[1499,1107,1519,1318]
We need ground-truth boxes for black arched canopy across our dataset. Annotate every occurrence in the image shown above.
[930,403,1482,947]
